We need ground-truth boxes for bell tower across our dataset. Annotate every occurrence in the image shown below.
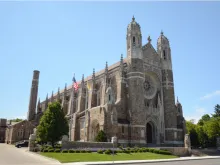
[126,17,145,144]
[157,32,180,145]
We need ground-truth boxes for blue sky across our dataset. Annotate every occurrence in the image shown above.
[1,2,220,122]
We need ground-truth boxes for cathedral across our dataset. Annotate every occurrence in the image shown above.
[27,17,185,147]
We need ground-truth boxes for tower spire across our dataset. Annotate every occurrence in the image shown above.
[105,61,108,74]
[92,68,95,81]
[132,15,135,21]
[51,91,54,102]
[57,87,60,101]
[148,35,152,43]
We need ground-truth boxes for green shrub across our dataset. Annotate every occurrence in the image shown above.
[48,149,54,152]
[97,150,104,154]
[123,149,130,154]
[130,149,135,153]
[105,149,112,154]
[55,149,61,153]
[47,146,53,150]
[141,147,148,152]
[80,150,86,153]
[61,149,68,153]
[68,149,75,153]
[118,145,123,150]
[153,149,160,154]
[54,144,62,149]
[95,130,107,142]
[75,150,80,153]
[159,150,172,155]
[85,149,91,153]
[138,149,143,152]
[148,148,154,152]
[43,149,48,152]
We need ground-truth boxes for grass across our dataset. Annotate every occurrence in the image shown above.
[40,152,178,163]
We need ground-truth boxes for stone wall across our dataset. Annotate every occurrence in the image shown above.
[159,147,190,156]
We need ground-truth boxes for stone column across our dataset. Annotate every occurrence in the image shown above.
[28,128,36,152]
[184,134,191,155]
[27,70,40,121]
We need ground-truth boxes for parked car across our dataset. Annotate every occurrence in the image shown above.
[15,140,29,148]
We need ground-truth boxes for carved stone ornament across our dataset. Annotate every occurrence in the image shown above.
[144,75,157,99]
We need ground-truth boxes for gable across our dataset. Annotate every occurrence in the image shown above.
[142,43,160,65]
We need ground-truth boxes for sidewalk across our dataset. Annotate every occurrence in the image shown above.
[64,156,220,165]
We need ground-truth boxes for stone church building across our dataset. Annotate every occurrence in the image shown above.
[26,17,185,146]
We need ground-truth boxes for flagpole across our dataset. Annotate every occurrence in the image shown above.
[84,83,88,142]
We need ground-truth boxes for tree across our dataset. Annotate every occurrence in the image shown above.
[212,104,220,118]
[11,118,23,122]
[203,117,220,147]
[196,125,208,148]
[203,117,220,139]
[95,130,107,142]
[36,101,69,147]
[186,120,199,147]
[198,114,211,126]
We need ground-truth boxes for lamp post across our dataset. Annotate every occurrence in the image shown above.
[111,136,117,164]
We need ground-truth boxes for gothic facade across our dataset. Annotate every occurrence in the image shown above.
[28,17,185,146]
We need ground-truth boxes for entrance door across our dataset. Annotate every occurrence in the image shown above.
[147,123,153,143]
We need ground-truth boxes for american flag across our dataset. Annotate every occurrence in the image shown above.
[72,76,79,91]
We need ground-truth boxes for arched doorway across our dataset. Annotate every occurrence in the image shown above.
[146,123,153,143]
[90,120,100,141]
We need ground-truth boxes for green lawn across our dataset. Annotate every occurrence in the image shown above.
[40,152,178,163]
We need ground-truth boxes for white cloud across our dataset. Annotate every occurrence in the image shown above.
[185,106,207,124]
[200,90,220,100]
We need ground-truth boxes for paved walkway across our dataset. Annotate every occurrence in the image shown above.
[0,143,60,165]
[65,156,220,165]
[1,143,220,165]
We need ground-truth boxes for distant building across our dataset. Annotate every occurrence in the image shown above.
[0,119,7,143]
[5,120,35,144]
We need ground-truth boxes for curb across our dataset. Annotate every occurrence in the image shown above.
[65,156,220,165]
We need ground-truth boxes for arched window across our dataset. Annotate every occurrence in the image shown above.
[109,94,111,101]
[133,36,135,45]
[163,50,166,60]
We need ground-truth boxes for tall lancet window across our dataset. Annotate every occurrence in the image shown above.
[163,50,166,60]
[133,36,135,45]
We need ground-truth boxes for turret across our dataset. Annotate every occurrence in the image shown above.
[62,83,68,115]
[37,98,41,113]
[51,91,54,102]
[77,74,86,112]
[45,93,48,110]
[90,69,97,108]
[57,87,61,103]
[127,16,143,62]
